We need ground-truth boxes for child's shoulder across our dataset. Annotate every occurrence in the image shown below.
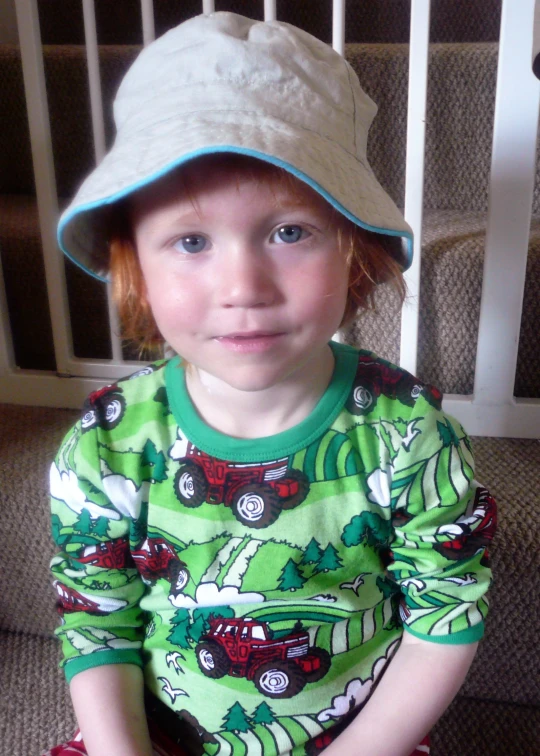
[337,343,443,418]
[117,359,169,389]
[76,359,169,437]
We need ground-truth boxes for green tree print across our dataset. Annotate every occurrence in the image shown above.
[301,537,323,565]
[167,609,192,649]
[74,509,93,535]
[251,701,276,725]
[437,418,460,448]
[141,439,168,482]
[315,544,343,574]
[130,500,148,547]
[342,512,391,548]
[376,575,400,600]
[153,386,171,416]
[51,514,68,546]
[92,516,110,538]
[222,702,252,733]
[278,559,306,592]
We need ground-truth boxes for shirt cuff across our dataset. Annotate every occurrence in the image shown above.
[403,621,484,645]
[63,649,143,683]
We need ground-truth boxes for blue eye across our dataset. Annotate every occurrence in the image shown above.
[174,235,207,254]
[272,225,306,244]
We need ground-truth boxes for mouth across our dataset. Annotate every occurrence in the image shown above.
[218,331,282,339]
[214,331,286,353]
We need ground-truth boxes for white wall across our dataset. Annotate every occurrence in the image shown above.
[0,0,18,44]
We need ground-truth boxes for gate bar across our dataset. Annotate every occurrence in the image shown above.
[141,0,155,45]
[81,0,106,159]
[400,0,431,376]
[14,0,73,375]
[473,0,540,407]
[80,0,124,364]
[332,0,345,55]
[0,253,15,377]
[264,0,277,22]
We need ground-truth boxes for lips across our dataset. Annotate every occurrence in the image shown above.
[218,331,282,339]
[214,331,285,353]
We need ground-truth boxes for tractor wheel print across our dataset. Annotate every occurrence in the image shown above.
[195,642,230,679]
[168,561,190,596]
[280,468,310,510]
[102,395,126,430]
[81,409,98,431]
[231,482,281,528]
[174,461,209,507]
[303,647,331,683]
[253,660,307,699]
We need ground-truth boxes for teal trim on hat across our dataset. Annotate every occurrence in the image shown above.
[57,145,413,283]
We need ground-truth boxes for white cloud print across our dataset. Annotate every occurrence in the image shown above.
[169,581,264,609]
[101,474,149,520]
[317,639,399,722]
[169,432,189,461]
[50,463,119,520]
[366,464,394,508]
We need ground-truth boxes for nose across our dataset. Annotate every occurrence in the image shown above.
[215,244,278,309]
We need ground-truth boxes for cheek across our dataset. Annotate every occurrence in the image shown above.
[292,258,349,320]
[142,269,202,331]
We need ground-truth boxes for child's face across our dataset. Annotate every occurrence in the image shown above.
[132,159,350,393]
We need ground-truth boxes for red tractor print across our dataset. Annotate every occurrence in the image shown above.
[305,732,334,755]
[346,356,442,416]
[81,385,126,432]
[195,617,330,699]
[132,537,190,597]
[174,443,309,528]
[76,537,134,570]
[435,487,497,563]
[53,580,127,616]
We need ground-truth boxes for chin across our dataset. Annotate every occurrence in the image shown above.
[218,371,284,393]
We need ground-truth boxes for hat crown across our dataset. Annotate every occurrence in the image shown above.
[57,11,412,280]
[113,12,376,162]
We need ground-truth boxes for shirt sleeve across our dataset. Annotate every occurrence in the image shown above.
[385,388,497,645]
[50,420,147,683]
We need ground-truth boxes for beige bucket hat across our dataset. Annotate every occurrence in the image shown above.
[57,12,413,281]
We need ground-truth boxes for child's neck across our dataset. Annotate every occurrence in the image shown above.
[185,346,335,440]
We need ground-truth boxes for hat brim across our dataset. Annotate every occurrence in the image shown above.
[58,113,413,282]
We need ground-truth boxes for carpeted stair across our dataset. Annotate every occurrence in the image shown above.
[1,2,539,754]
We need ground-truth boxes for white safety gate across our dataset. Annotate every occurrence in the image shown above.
[0,0,539,439]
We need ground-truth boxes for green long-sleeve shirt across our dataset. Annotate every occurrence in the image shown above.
[50,342,496,755]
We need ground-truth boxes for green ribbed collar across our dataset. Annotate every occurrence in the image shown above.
[165,342,359,462]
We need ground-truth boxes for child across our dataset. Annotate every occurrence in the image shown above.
[45,12,496,756]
